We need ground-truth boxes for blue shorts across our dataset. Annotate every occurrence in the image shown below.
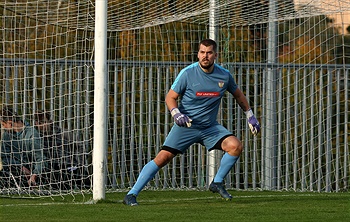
[162,123,233,154]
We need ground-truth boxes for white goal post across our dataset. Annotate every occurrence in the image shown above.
[93,0,108,201]
[0,0,349,200]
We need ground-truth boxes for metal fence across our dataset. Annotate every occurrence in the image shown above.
[1,59,349,192]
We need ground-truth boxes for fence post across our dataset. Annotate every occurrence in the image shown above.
[264,0,278,190]
[208,0,218,186]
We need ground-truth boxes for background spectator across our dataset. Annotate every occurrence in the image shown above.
[0,107,47,187]
[34,110,90,189]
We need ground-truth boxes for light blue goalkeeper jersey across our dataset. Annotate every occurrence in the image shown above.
[171,62,238,128]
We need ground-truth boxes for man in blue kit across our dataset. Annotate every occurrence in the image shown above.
[123,39,260,206]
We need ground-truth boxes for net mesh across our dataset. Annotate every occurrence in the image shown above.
[0,0,349,198]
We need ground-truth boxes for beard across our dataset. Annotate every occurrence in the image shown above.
[199,59,214,70]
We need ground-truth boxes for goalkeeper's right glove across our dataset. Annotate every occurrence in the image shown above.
[171,108,192,127]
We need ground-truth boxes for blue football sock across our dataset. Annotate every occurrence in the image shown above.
[213,153,239,183]
[127,160,160,196]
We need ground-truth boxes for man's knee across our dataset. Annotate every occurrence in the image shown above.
[222,136,242,156]
[153,150,175,168]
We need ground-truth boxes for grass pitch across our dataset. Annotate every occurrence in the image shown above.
[1,190,349,222]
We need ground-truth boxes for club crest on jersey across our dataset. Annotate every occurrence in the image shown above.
[218,81,224,88]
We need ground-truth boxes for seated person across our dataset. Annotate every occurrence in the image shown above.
[1,107,48,187]
[34,110,90,189]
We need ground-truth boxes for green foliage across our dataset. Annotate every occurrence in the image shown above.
[1,2,348,65]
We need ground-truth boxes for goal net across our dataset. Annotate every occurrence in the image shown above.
[0,0,349,198]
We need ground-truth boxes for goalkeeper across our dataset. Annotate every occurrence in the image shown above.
[123,39,260,206]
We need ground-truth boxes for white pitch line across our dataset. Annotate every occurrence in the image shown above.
[1,192,338,207]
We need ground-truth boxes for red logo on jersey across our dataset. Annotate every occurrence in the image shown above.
[196,92,220,97]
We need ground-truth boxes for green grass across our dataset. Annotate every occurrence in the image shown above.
[1,190,349,222]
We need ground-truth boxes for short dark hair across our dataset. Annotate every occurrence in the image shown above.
[34,110,51,123]
[1,107,22,123]
[199,39,217,52]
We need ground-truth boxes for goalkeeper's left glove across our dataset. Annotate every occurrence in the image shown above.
[245,109,260,136]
